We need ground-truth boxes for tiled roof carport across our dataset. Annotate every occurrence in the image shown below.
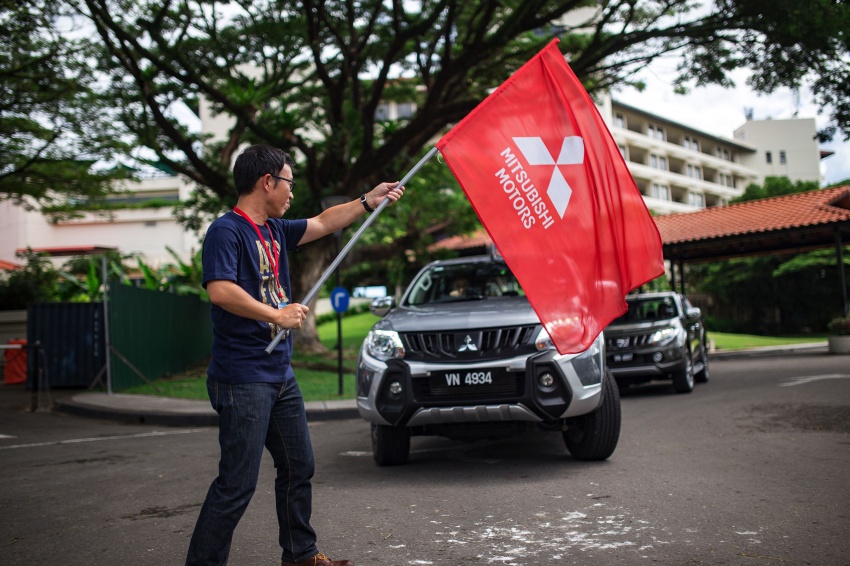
[653,186,850,317]
[432,186,850,316]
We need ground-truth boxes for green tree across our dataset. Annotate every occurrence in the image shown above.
[0,250,60,310]
[15,0,850,349]
[732,176,820,203]
[0,0,130,207]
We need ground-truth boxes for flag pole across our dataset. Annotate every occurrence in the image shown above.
[265,146,440,353]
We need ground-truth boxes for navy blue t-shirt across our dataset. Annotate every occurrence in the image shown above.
[202,211,308,384]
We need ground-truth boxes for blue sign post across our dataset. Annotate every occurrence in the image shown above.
[330,287,349,395]
[330,287,350,313]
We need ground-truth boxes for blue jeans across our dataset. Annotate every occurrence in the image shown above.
[186,378,317,565]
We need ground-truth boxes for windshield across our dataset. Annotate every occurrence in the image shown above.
[615,296,680,323]
[404,262,525,306]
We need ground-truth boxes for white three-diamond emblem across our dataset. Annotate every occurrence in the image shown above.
[513,136,584,218]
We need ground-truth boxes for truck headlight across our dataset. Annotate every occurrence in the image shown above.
[570,333,604,386]
[535,327,554,351]
[648,326,678,345]
[365,330,405,361]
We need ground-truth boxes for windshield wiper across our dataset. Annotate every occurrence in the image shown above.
[436,295,485,303]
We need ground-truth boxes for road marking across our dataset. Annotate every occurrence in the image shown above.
[0,429,207,450]
[0,434,16,439]
[779,374,850,387]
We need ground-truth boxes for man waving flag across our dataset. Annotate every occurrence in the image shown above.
[436,39,664,354]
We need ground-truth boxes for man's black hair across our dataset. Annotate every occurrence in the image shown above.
[233,144,295,196]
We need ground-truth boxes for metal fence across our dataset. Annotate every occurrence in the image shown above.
[108,285,212,391]
[26,302,106,388]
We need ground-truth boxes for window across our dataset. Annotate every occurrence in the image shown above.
[688,192,705,208]
[766,151,772,164]
[684,135,700,151]
[649,154,667,170]
[648,124,666,141]
[686,164,702,179]
[779,150,787,164]
[618,144,627,159]
[650,154,668,171]
[716,147,732,161]
[651,183,670,200]
[716,173,735,188]
[614,113,625,128]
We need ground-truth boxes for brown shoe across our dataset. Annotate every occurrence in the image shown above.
[281,551,353,566]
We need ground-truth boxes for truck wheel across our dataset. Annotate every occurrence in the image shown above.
[371,423,410,466]
[672,352,695,393]
[695,342,710,383]
[563,370,621,461]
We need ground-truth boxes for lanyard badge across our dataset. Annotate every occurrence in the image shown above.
[232,207,285,301]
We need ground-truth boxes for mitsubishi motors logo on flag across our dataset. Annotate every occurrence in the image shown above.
[513,136,585,219]
[436,39,664,354]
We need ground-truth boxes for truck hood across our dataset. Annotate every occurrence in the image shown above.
[605,319,679,334]
[375,297,539,333]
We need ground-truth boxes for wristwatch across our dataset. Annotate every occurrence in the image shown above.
[360,193,374,213]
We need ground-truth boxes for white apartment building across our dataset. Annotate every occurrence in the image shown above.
[734,117,827,182]
[0,91,832,266]
[0,169,202,268]
[597,97,831,215]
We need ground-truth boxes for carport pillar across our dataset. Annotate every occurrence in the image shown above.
[669,260,677,291]
[678,260,687,295]
[837,228,848,318]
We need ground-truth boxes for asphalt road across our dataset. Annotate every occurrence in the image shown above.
[1,353,848,566]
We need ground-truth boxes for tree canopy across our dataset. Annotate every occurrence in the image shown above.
[0,0,130,207]
[6,0,850,348]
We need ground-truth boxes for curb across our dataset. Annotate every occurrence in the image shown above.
[54,398,219,427]
[54,394,360,427]
[51,343,830,426]
[707,342,827,360]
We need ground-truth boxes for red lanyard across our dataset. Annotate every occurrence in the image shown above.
[233,207,284,299]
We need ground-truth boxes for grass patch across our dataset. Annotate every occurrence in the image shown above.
[710,332,827,350]
[121,313,828,401]
[123,311,379,401]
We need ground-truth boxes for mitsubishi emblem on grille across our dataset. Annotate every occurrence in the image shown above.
[458,335,478,352]
[616,337,630,348]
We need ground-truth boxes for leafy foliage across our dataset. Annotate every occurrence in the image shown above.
[0,247,207,309]
[8,0,850,345]
[732,176,821,203]
[0,250,60,309]
[827,316,850,335]
[0,0,131,205]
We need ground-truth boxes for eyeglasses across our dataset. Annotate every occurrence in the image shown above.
[270,174,296,191]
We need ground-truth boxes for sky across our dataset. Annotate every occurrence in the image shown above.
[612,60,850,186]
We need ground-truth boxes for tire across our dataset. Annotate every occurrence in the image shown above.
[563,370,621,461]
[672,351,695,393]
[371,423,410,466]
[694,341,710,384]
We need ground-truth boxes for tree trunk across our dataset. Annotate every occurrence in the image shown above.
[290,237,336,355]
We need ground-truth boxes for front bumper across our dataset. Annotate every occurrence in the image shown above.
[356,349,604,427]
[607,343,686,379]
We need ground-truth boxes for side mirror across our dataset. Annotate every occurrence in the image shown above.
[370,296,395,317]
[686,306,701,319]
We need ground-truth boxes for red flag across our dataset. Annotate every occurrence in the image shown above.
[436,39,664,354]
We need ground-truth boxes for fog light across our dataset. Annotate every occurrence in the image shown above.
[652,352,664,362]
[538,373,555,387]
[389,381,403,395]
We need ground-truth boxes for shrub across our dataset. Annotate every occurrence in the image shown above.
[827,316,850,336]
